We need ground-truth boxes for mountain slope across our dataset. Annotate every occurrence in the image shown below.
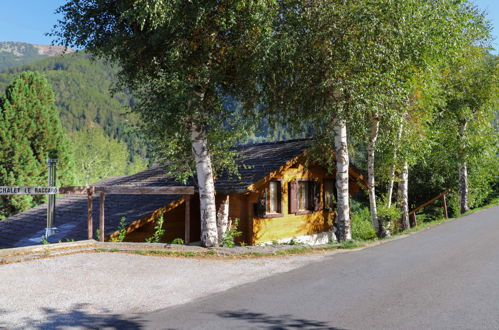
[0,41,73,71]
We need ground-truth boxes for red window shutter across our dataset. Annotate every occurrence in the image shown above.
[289,180,297,214]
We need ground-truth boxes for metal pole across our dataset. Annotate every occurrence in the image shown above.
[45,158,58,238]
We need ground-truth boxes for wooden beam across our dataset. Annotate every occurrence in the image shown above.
[87,187,94,240]
[99,192,105,242]
[59,186,89,195]
[94,186,194,195]
[0,185,195,195]
[184,195,191,244]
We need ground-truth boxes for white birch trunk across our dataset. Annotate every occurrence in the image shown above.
[387,121,404,208]
[367,116,385,237]
[397,161,410,231]
[217,194,230,245]
[334,119,351,241]
[459,161,469,214]
[459,120,469,214]
[190,123,218,247]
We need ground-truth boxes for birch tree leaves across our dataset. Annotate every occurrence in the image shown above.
[51,0,496,243]
[53,0,277,246]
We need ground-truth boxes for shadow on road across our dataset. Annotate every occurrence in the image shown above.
[217,309,344,329]
[4,303,144,329]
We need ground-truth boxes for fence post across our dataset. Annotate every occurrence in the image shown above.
[99,192,105,242]
[184,195,191,244]
[87,187,94,240]
[442,194,449,219]
[409,213,417,228]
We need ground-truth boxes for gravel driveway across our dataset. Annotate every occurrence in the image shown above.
[0,251,330,328]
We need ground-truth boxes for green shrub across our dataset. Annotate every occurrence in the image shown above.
[110,217,127,242]
[146,214,165,243]
[350,201,376,240]
[377,203,401,234]
[417,205,444,223]
[447,191,461,218]
[171,238,184,245]
[221,218,242,248]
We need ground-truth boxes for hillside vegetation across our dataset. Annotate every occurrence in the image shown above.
[0,50,147,161]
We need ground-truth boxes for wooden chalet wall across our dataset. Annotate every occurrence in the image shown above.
[247,157,363,245]
[123,195,200,243]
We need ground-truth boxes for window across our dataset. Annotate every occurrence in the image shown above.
[289,180,320,214]
[298,181,311,211]
[256,180,282,218]
[323,179,336,212]
[266,181,280,213]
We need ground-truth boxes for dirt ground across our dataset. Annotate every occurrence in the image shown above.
[0,251,331,328]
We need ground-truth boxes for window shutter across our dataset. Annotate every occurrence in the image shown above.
[289,180,297,213]
[313,181,321,211]
[257,189,267,218]
[276,181,282,213]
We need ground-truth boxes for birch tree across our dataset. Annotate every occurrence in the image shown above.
[251,0,367,241]
[375,0,490,229]
[254,0,459,238]
[439,50,498,213]
[52,0,276,247]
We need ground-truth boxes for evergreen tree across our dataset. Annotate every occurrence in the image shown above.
[0,71,74,219]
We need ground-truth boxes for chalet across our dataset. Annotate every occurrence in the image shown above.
[0,139,366,248]
[115,139,367,245]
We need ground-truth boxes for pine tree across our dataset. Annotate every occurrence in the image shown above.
[0,71,74,219]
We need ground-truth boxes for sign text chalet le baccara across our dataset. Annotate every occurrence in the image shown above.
[0,186,59,195]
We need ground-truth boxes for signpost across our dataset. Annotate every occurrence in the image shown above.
[46,159,58,238]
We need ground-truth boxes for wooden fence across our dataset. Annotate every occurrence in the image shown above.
[408,190,450,227]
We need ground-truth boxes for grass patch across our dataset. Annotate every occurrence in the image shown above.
[88,238,374,260]
[274,247,312,255]
[463,197,499,216]
[337,240,364,249]
[239,252,267,257]
[94,248,122,253]
[130,250,200,257]
[399,197,499,236]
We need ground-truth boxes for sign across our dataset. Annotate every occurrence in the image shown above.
[0,186,59,195]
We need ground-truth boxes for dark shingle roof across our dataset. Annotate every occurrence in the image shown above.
[0,139,312,248]
[0,171,181,248]
[101,138,313,193]
[216,139,312,192]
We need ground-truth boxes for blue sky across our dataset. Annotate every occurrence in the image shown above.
[0,0,497,53]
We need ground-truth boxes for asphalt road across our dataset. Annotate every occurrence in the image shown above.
[142,205,499,329]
